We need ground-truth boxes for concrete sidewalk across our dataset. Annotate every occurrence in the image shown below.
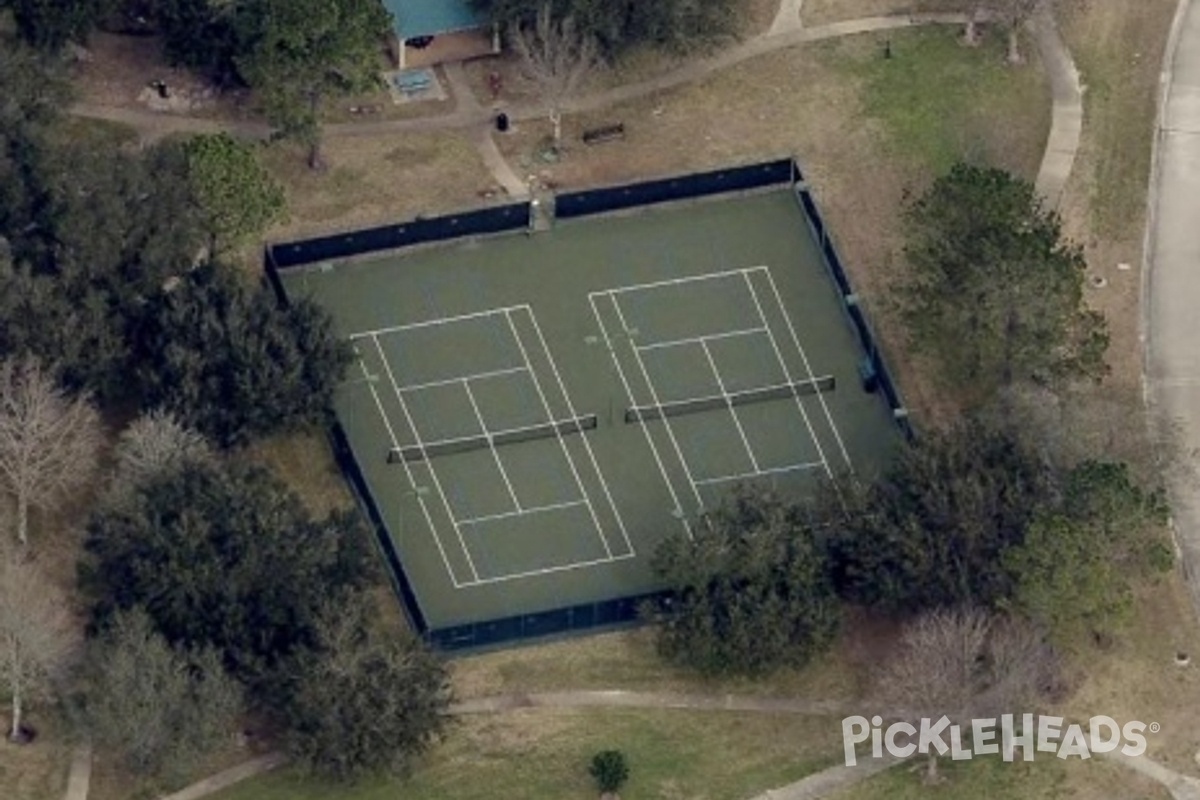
[1145,0,1200,618]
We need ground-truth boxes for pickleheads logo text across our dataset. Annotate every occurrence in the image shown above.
[842,714,1153,766]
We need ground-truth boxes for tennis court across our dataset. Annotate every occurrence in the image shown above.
[275,180,903,641]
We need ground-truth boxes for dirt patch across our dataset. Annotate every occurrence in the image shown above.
[261,131,494,240]
[69,31,247,119]
[242,431,354,518]
[802,0,968,26]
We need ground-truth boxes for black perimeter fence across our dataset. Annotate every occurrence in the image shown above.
[262,159,912,652]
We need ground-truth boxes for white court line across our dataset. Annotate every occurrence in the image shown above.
[396,366,528,394]
[355,357,463,589]
[348,304,526,340]
[602,266,774,296]
[626,378,827,419]
[504,309,613,560]
[460,552,637,588]
[587,294,691,540]
[634,326,768,353]
[758,266,853,470]
[611,296,707,513]
[523,306,638,555]
[462,379,522,512]
[694,461,826,486]
[459,499,587,527]
[699,339,759,474]
[740,269,835,481]
[390,415,593,458]
[371,334,481,583]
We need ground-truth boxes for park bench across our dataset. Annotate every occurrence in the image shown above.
[582,122,625,145]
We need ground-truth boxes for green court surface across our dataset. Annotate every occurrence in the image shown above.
[280,189,902,632]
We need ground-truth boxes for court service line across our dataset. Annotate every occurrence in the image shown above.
[396,365,527,394]
[503,309,613,560]
[348,304,526,340]
[610,297,708,513]
[758,267,853,470]
[587,294,692,541]
[634,326,768,353]
[693,461,826,487]
[601,265,767,296]
[371,334,481,583]
[699,339,760,474]
[458,499,587,527]
[462,379,523,512]
[739,270,835,481]
[523,306,638,554]
[460,551,637,589]
[355,356,463,589]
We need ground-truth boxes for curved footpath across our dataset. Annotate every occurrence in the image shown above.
[58,8,1096,800]
[142,690,1200,800]
[1146,0,1200,618]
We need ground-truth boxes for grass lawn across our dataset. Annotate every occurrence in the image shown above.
[212,709,844,800]
[829,753,1173,799]
[830,25,1050,176]
[448,613,892,702]
[0,709,72,800]
[260,131,493,242]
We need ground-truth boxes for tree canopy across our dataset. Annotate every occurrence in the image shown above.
[281,598,450,781]
[897,163,1108,398]
[480,0,738,57]
[235,0,391,168]
[82,608,243,779]
[1003,460,1172,640]
[2,0,109,52]
[0,129,205,399]
[827,418,1059,613]
[184,132,286,255]
[651,489,840,675]
[81,459,374,688]
[132,263,352,447]
[151,0,244,85]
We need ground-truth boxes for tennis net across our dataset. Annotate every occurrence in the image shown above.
[625,375,834,424]
[389,414,598,463]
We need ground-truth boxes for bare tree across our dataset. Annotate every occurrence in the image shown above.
[878,607,1057,783]
[82,608,242,778]
[963,1,988,45]
[993,0,1043,63]
[0,358,101,546]
[979,615,1063,712]
[104,410,212,510]
[511,5,600,149]
[0,543,79,741]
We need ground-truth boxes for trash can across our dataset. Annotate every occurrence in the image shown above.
[495,112,509,133]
